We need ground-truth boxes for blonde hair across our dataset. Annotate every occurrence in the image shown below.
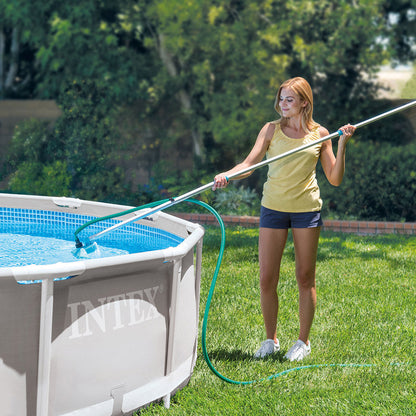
[274,77,320,133]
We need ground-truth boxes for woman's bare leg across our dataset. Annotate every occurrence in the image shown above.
[258,227,288,341]
[292,227,321,344]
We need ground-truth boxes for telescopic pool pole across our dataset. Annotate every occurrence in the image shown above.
[76,99,416,248]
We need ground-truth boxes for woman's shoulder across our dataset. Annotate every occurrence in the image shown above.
[265,119,282,134]
[255,120,280,147]
[263,120,281,141]
[317,125,329,138]
[317,125,332,150]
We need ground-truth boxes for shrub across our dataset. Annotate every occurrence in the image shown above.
[9,160,71,196]
[54,79,124,199]
[318,140,416,221]
[4,80,130,202]
[4,118,61,172]
[213,185,260,216]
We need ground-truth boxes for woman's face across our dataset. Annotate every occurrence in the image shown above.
[278,87,305,118]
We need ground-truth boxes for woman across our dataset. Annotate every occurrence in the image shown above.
[213,77,355,361]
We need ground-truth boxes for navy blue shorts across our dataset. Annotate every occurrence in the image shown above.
[260,206,323,229]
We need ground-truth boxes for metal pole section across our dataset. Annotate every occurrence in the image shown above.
[353,99,416,130]
[226,99,416,181]
[85,100,416,245]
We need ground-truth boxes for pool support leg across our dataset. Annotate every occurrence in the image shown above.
[163,258,182,409]
[36,279,54,416]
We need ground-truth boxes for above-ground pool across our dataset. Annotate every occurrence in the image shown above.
[0,193,204,416]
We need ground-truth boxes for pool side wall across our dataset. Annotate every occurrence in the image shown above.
[0,193,204,416]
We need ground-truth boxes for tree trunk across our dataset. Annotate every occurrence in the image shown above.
[157,33,205,161]
[0,29,5,94]
[5,27,19,90]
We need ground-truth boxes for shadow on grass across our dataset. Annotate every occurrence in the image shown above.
[207,348,286,363]
[317,231,416,269]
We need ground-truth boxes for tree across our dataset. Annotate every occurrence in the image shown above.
[2,0,415,204]
[0,0,48,97]
[140,0,290,165]
[382,0,416,64]
[34,1,152,102]
[136,0,415,167]
[2,1,157,201]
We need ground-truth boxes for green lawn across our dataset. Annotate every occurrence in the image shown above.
[138,227,416,415]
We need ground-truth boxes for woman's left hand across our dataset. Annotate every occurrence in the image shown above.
[212,173,229,190]
[338,124,356,143]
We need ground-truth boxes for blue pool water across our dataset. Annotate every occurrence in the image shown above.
[0,207,184,267]
[0,233,130,267]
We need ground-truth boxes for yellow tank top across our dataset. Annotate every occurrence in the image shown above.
[261,122,323,212]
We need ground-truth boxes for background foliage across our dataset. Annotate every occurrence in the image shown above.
[0,0,415,219]
[318,140,416,222]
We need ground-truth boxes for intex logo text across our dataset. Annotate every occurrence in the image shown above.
[67,286,161,339]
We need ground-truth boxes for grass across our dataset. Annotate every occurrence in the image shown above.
[136,227,416,415]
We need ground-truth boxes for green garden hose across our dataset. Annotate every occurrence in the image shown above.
[188,199,378,385]
[74,199,171,248]
[74,197,406,385]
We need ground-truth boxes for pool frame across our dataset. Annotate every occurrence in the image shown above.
[0,193,205,415]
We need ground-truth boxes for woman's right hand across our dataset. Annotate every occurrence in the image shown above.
[212,122,274,191]
[212,173,229,190]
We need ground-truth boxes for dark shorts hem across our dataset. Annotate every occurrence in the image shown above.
[260,206,323,229]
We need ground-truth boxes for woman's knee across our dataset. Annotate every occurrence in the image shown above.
[259,270,279,293]
[296,269,316,291]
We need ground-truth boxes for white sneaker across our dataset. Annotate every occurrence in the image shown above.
[284,339,311,362]
[254,339,280,358]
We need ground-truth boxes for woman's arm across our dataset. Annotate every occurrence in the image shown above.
[320,124,355,186]
[212,122,276,190]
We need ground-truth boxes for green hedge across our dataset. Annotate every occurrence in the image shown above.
[3,97,415,222]
[318,140,416,222]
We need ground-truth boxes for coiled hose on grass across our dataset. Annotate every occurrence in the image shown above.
[188,199,378,384]
[75,197,404,385]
